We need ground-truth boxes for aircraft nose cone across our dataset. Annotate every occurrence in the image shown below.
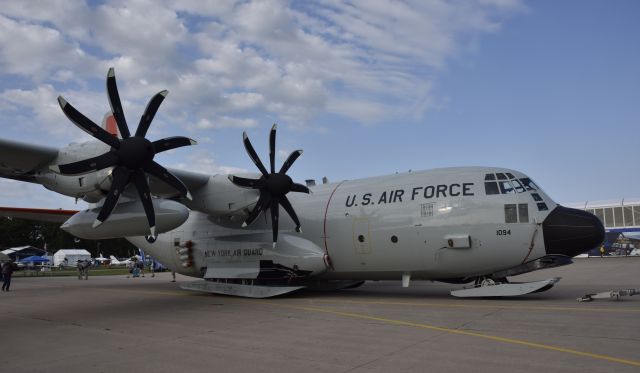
[542,205,605,257]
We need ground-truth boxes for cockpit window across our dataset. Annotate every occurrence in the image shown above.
[498,180,516,194]
[484,173,542,196]
[519,178,539,191]
[511,179,526,193]
[485,182,500,195]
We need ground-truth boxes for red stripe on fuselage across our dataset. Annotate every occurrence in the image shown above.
[0,207,79,216]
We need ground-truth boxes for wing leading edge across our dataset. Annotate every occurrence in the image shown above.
[0,206,79,223]
[0,138,59,182]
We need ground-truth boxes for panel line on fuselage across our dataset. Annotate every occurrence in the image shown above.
[323,180,346,261]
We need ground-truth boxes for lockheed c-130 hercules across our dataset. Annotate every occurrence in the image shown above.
[0,69,604,298]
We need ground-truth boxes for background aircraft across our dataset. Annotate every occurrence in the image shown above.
[93,253,110,264]
[0,69,604,298]
[108,255,132,266]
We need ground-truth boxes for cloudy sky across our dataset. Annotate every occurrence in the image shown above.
[0,0,638,210]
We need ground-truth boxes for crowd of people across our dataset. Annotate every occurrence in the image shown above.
[0,255,177,291]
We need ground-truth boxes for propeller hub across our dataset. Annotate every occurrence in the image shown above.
[119,136,155,168]
[265,173,293,197]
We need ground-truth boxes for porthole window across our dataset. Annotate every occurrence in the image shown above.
[391,235,398,243]
[358,235,365,243]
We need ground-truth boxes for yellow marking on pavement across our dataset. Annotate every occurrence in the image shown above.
[99,288,192,297]
[305,298,640,313]
[265,302,640,368]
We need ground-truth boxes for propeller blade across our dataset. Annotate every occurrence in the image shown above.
[106,67,131,139]
[269,124,276,174]
[291,182,311,194]
[144,161,191,200]
[132,170,155,236]
[136,90,168,137]
[243,132,269,177]
[279,149,303,174]
[58,96,121,149]
[152,136,197,154]
[94,166,131,227]
[228,175,264,189]
[270,198,279,246]
[243,193,270,228]
[53,152,118,175]
[279,195,301,232]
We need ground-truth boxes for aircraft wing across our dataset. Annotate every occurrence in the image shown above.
[149,167,211,197]
[0,138,59,183]
[0,206,79,223]
[0,137,209,196]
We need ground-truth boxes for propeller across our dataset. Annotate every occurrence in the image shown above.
[52,68,196,237]
[229,124,310,247]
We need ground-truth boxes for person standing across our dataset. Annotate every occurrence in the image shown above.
[77,260,89,280]
[149,259,155,278]
[138,259,145,278]
[126,260,134,278]
[2,260,16,291]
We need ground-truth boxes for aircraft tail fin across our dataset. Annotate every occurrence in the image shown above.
[101,113,121,138]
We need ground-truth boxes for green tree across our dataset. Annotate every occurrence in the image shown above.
[0,217,136,258]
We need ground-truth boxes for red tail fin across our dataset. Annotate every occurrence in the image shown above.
[102,113,119,137]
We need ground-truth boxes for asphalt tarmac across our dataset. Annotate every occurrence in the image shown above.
[1,258,639,373]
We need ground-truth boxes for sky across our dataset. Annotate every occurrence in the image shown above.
[0,0,638,211]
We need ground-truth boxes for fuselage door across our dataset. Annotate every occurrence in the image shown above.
[171,231,183,266]
[352,217,371,254]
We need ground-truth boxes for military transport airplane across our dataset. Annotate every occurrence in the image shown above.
[0,69,604,298]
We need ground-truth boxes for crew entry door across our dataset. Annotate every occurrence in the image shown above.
[171,231,183,267]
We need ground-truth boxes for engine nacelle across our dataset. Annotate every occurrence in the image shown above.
[35,141,114,203]
[35,168,112,203]
[61,199,189,239]
[188,174,260,224]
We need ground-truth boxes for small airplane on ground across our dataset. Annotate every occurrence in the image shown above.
[108,255,132,266]
[0,69,604,298]
[93,253,110,264]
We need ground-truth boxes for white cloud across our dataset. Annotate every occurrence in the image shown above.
[0,0,523,129]
[277,149,289,161]
[172,151,247,175]
[0,179,79,209]
[0,0,524,192]
[0,14,97,81]
[93,1,189,62]
[196,116,258,129]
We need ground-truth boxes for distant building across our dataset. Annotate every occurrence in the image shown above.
[566,198,640,232]
[1,246,46,261]
[53,249,91,267]
[567,198,640,255]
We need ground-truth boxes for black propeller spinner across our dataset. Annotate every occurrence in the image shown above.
[229,124,310,247]
[53,68,196,237]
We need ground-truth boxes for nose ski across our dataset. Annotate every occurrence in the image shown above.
[451,277,561,298]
